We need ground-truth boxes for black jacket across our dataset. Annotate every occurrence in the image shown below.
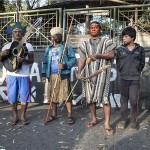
[116,43,145,80]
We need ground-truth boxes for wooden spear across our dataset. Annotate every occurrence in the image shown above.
[45,17,74,124]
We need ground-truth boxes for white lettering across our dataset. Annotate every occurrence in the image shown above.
[0,86,7,100]
[71,67,78,81]
[30,62,41,82]
[31,86,36,102]
[0,67,7,84]
[72,94,82,105]
[110,68,117,81]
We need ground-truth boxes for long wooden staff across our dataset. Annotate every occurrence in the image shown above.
[61,65,86,111]
[61,62,111,111]
[45,17,74,124]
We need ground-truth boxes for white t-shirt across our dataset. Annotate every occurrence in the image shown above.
[2,42,34,77]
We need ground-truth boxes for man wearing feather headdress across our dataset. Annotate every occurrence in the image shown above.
[1,22,34,125]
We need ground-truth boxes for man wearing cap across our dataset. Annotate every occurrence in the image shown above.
[1,22,34,125]
[42,27,77,124]
[76,21,116,136]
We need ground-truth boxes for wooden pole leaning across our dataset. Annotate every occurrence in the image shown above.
[61,66,86,112]
[44,17,74,125]
[61,61,111,111]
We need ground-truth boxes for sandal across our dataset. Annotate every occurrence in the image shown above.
[47,116,58,122]
[85,122,97,128]
[12,119,19,125]
[67,117,75,124]
[22,119,30,125]
[105,128,115,136]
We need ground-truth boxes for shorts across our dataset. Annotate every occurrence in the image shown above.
[6,75,31,104]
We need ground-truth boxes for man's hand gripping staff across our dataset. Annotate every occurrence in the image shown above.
[61,57,111,111]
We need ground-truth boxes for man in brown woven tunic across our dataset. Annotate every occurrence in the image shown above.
[77,21,116,136]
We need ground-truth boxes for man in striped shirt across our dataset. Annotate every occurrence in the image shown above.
[77,21,116,136]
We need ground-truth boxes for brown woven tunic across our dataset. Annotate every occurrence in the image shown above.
[78,36,116,105]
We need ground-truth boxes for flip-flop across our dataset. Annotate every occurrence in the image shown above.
[85,122,97,128]
[67,117,75,124]
[47,116,58,122]
[105,128,115,136]
[12,119,19,125]
[22,119,30,125]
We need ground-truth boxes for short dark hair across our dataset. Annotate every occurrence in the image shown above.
[122,26,136,41]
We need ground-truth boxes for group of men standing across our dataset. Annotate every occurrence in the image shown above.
[1,19,145,136]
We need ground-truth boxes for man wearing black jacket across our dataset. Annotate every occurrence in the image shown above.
[116,26,145,130]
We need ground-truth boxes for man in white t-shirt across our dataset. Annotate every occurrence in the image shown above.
[1,22,34,125]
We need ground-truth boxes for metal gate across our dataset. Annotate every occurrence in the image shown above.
[64,4,150,49]
[0,8,63,103]
[0,4,150,50]
[63,4,150,108]
[0,4,150,108]
[0,8,62,50]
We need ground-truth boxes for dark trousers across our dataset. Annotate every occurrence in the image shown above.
[120,80,140,123]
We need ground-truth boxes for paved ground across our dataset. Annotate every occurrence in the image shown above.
[0,101,150,150]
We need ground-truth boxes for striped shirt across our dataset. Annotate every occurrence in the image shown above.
[78,36,116,105]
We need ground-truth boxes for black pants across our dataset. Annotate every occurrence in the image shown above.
[120,80,140,123]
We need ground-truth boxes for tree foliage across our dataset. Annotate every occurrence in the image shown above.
[0,0,5,12]
[25,0,38,10]
[1,0,48,12]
